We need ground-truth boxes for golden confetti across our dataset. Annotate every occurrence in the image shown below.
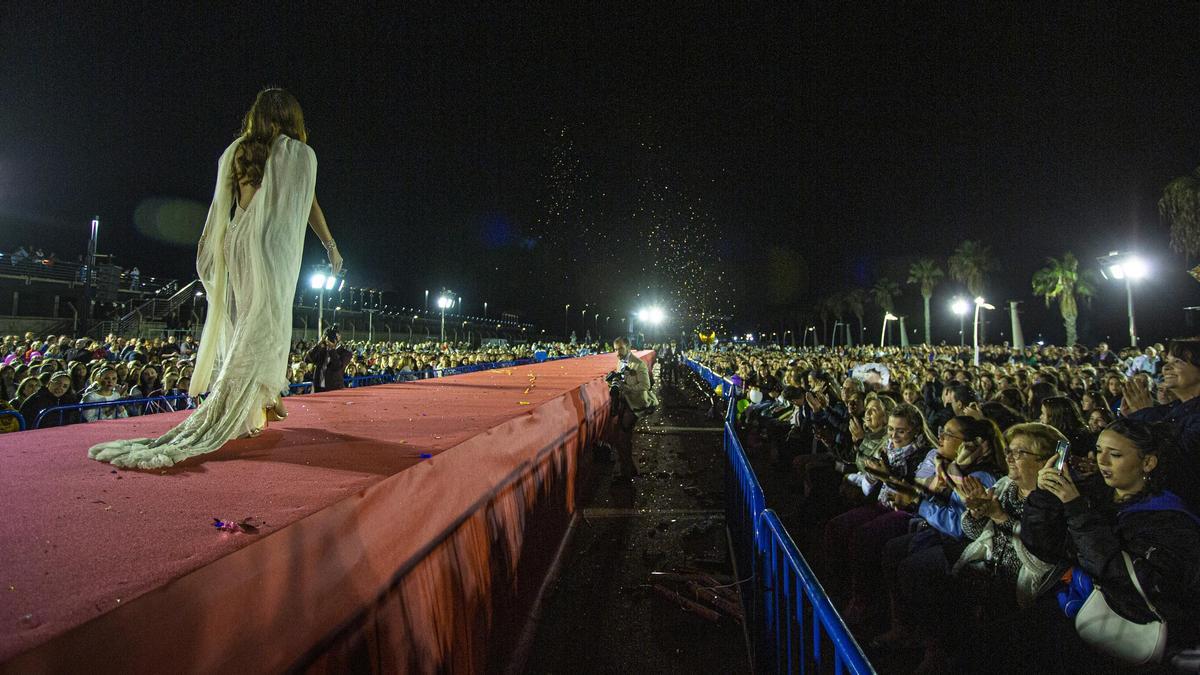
[518,401,531,405]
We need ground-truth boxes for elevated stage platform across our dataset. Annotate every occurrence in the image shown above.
[0,351,652,673]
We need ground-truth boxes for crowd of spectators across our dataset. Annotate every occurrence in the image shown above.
[690,339,1200,672]
[0,331,586,431]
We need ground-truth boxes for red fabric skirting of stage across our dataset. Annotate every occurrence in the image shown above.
[0,351,653,673]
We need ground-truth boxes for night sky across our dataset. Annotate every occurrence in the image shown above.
[2,4,1198,344]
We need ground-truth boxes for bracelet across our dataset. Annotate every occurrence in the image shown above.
[323,239,337,251]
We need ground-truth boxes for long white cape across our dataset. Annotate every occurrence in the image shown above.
[89,135,316,469]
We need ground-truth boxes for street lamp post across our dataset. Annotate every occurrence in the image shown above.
[952,297,969,347]
[880,313,898,348]
[310,269,339,336]
[1098,251,1147,348]
[635,306,666,343]
[973,296,995,366]
[437,296,453,343]
[564,304,570,339]
[84,216,99,329]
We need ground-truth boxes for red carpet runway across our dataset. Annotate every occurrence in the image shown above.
[0,351,651,673]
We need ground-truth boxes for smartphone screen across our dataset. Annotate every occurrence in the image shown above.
[1053,440,1071,472]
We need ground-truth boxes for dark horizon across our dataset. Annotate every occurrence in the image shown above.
[2,4,1198,345]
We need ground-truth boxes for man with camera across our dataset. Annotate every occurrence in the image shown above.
[607,336,656,480]
[305,325,354,393]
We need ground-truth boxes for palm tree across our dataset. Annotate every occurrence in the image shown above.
[826,292,849,346]
[871,278,901,346]
[1159,166,1200,258]
[1031,252,1096,346]
[871,278,900,314]
[948,240,994,299]
[907,258,943,344]
[844,288,867,345]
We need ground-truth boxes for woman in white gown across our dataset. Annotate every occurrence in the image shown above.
[90,89,342,469]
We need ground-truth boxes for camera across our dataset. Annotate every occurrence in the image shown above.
[605,369,627,414]
[605,369,627,395]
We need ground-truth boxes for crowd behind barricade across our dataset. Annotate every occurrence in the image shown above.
[0,331,592,431]
[689,339,1200,672]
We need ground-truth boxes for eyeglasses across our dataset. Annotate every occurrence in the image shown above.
[1004,446,1051,460]
[937,427,966,441]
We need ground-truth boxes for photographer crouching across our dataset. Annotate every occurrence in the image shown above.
[305,325,353,393]
[606,336,657,480]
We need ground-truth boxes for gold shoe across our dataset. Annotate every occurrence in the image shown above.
[265,403,288,423]
[244,405,268,437]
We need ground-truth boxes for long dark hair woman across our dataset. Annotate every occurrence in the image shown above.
[90,88,343,469]
[1039,395,1095,457]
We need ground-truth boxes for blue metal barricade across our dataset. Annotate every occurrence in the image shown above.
[14,356,574,434]
[346,374,394,388]
[0,409,27,431]
[685,357,874,674]
[34,394,193,429]
[758,510,873,675]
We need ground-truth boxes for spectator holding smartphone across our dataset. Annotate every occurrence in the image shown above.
[1017,418,1200,670]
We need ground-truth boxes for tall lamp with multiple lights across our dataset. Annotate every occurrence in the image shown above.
[437,295,454,343]
[309,268,343,337]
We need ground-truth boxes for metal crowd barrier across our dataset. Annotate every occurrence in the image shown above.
[685,358,873,675]
[757,510,873,675]
[34,394,192,429]
[0,409,27,431]
[14,356,575,433]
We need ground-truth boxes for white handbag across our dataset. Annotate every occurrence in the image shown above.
[1074,551,1167,665]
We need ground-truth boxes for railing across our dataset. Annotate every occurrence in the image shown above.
[33,394,192,429]
[0,409,27,431]
[685,358,874,675]
[0,255,177,293]
[105,279,201,337]
[14,356,575,433]
[758,511,873,675]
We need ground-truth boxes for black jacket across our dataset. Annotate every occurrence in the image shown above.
[304,344,353,392]
[19,389,81,428]
[1022,486,1200,633]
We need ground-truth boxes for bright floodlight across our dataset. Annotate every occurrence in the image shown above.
[951,298,969,315]
[325,276,337,291]
[884,312,898,321]
[437,296,453,309]
[310,273,327,289]
[974,297,995,310]
[1123,256,1148,280]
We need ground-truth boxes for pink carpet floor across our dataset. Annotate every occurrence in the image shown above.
[0,352,636,672]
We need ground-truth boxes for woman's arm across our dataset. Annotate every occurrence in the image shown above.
[308,196,343,276]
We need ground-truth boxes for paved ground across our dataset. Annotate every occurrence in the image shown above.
[523,366,750,674]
